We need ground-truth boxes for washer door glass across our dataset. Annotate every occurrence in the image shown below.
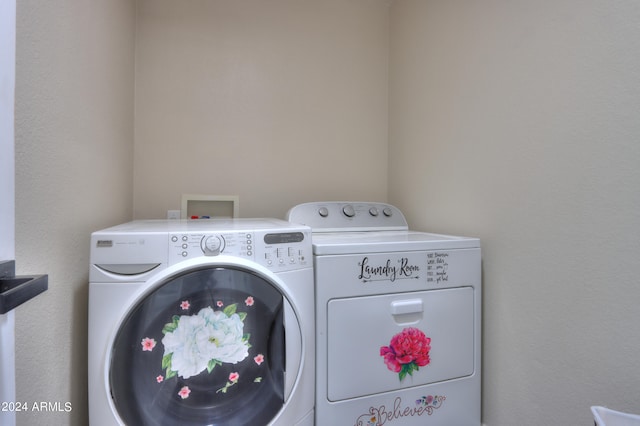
[109,267,288,425]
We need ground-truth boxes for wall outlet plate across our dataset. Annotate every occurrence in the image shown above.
[181,194,239,219]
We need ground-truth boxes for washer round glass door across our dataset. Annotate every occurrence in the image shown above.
[108,266,295,425]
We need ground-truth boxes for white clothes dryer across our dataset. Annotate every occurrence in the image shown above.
[287,202,481,426]
[88,219,314,426]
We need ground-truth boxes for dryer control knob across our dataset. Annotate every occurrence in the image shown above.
[369,207,379,216]
[383,207,393,217]
[343,205,356,217]
[318,207,329,217]
[202,235,223,255]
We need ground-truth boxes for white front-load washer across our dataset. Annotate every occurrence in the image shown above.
[88,219,314,426]
[288,202,481,426]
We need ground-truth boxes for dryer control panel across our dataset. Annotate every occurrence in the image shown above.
[287,202,408,232]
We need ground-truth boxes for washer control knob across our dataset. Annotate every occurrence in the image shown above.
[202,235,223,255]
[369,207,379,216]
[318,207,329,217]
[343,205,356,218]
[383,207,393,217]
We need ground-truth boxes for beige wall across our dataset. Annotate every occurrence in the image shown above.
[133,0,389,219]
[13,0,640,425]
[389,1,640,424]
[14,0,135,424]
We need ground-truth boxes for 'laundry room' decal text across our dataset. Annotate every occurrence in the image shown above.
[358,257,420,283]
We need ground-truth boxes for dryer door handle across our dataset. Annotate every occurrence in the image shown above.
[390,299,423,315]
[390,299,424,325]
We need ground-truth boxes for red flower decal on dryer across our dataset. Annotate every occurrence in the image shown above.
[380,327,431,381]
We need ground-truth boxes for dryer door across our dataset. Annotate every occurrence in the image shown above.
[326,287,475,401]
[107,265,297,425]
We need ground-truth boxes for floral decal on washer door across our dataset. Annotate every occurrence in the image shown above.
[161,304,250,379]
[380,327,431,381]
[140,297,265,398]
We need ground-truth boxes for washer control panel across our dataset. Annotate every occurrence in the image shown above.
[169,231,253,261]
[287,202,408,232]
[168,229,310,271]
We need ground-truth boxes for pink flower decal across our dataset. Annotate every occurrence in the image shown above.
[178,386,191,399]
[245,296,254,306]
[156,375,164,383]
[217,372,241,393]
[141,337,156,352]
[380,327,431,381]
[254,354,264,365]
[180,300,190,310]
[217,300,224,307]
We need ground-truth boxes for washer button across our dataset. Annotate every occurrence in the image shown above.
[318,207,329,217]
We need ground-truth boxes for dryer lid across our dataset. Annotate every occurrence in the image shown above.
[311,230,480,255]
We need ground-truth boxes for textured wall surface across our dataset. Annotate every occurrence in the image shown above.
[14,0,135,424]
[133,0,389,219]
[389,1,640,424]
